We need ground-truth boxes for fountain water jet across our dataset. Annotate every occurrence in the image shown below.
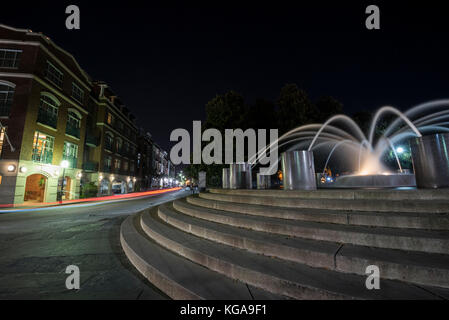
[247,101,449,190]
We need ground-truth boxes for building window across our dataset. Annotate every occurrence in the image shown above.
[45,61,64,88]
[104,155,112,172]
[115,138,123,154]
[105,133,114,151]
[0,126,6,158]
[66,111,81,138]
[63,142,78,168]
[106,112,114,126]
[0,49,21,68]
[116,120,124,132]
[32,131,54,164]
[71,82,84,103]
[114,158,121,172]
[37,94,59,128]
[0,82,15,117]
[123,141,129,156]
[130,161,135,173]
[123,161,129,172]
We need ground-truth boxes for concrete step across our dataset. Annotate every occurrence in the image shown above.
[200,192,449,214]
[120,212,285,300]
[174,198,449,254]
[140,207,448,299]
[209,188,449,201]
[163,201,449,288]
[188,196,449,230]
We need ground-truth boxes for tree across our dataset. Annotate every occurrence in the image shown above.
[204,91,246,131]
[276,84,316,134]
[315,96,343,123]
[244,98,277,130]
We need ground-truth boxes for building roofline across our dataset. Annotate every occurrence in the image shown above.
[0,24,92,85]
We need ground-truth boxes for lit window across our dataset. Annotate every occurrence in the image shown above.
[45,61,64,88]
[0,82,15,117]
[107,112,114,125]
[32,131,54,164]
[0,49,21,68]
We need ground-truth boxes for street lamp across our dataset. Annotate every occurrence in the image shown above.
[58,160,69,202]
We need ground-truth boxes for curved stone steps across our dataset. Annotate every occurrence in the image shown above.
[188,196,449,230]
[200,192,449,214]
[209,188,449,201]
[139,207,446,300]
[120,212,284,300]
[161,201,449,288]
[174,198,449,254]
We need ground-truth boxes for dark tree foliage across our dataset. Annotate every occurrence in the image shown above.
[276,84,317,134]
[244,98,277,130]
[204,91,246,131]
[315,96,343,123]
[185,85,348,186]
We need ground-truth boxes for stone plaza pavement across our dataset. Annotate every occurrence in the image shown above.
[0,189,188,299]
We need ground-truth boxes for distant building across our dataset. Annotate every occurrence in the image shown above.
[0,24,174,205]
[136,129,154,191]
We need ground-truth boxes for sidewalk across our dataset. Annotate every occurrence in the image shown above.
[0,187,182,212]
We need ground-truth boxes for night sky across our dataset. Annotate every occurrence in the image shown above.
[1,1,448,150]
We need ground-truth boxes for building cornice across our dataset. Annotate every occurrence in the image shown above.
[97,122,138,147]
[0,72,89,115]
[0,24,92,91]
[97,101,138,131]
[0,37,92,91]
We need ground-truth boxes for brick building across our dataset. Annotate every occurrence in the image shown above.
[0,24,173,205]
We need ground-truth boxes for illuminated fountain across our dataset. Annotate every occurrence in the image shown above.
[251,100,449,189]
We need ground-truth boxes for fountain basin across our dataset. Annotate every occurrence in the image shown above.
[320,174,416,189]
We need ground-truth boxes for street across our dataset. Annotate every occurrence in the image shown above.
[0,189,189,300]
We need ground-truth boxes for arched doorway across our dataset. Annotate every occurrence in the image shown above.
[128,180,134,193]
[24,174,47,203]
[112,180,126,194]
